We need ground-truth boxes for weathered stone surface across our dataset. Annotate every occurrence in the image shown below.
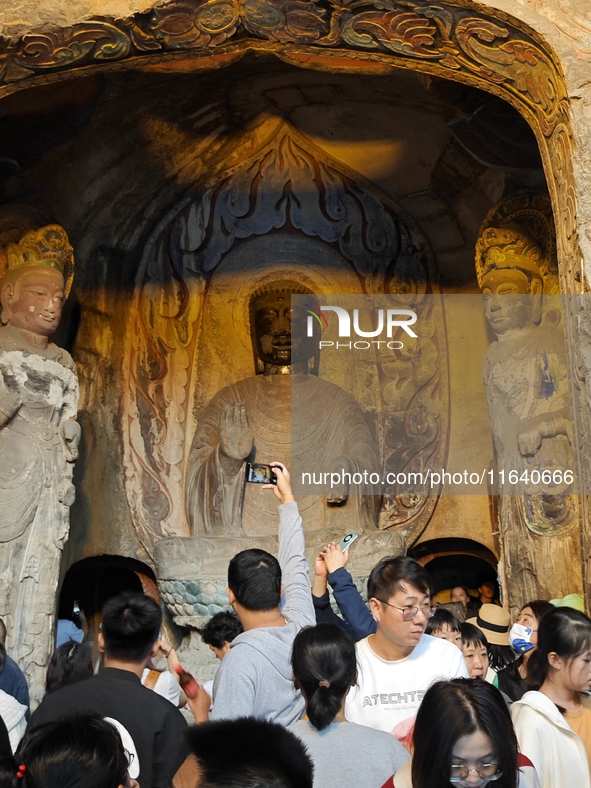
[0,224,80,706]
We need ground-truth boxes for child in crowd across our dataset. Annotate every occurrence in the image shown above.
[392,679,540,788]
[200,611,243,660]
[496,600,553,702]
[0,713,138,788]
[468,603,516,672]
[200,611,243,700]
[512,606,591,787]
[288,623,408,787]
[425,609,462,649]
[460,622,494,682]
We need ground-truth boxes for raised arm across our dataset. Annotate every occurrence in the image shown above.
[323,542,376,639]
[264,463,315,629]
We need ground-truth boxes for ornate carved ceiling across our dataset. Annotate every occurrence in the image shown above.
[0,0,583,295]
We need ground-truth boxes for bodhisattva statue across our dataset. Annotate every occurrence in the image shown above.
[0,225,79,705]
[186,282,392,555]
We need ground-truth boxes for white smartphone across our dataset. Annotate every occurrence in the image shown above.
[339,533,359,552]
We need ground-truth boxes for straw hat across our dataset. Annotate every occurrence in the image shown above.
[467,604,511,646]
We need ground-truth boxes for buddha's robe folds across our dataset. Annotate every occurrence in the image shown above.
[186,374,380,537]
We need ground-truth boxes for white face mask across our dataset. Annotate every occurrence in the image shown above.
[510,622,535,654]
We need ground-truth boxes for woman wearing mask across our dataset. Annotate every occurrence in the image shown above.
[511,606,591,787]
[392,678,539,787]
[495,601,553,702]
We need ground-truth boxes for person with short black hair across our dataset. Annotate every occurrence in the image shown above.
[45,641,93,694]
[461,622,493,681]
[0,713,137,788]
[201,463,315,726]
[345,556,468,740]
[172,718,314,788]
[29,592,188,788]
[201,612,243,660]
[288,623,408,787]
[393,679,540,787]
[426,609,462,649]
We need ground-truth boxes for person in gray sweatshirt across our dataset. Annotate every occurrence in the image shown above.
[201,462,316,726]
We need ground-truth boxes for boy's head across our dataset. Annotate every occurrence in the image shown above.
[477,578,497,602]
[461,622,490,679]
[425,608,462,648]
[367,556,433,650]
[227,549,282,613]
[180,718,313,788]
[201,611,243,660]
[100,592,162,664]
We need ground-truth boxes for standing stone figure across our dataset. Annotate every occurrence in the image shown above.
[0,225,80,706]
[476,224,579,609]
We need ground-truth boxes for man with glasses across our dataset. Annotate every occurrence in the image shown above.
[345,556,469,738]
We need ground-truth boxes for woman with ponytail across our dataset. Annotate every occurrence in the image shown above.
[0,713,138,788]
[289,623,408,787]
[511,606,591,787]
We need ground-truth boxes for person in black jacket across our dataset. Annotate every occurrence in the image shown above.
[29,593,188,788]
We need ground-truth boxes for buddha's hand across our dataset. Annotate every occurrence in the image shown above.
[326,456,352,505]
[220,402,254,461]
[60,419,81,461]
[518,426,543,457]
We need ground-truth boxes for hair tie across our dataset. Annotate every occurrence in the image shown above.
[318,680,330,689]
[16,765,26,779]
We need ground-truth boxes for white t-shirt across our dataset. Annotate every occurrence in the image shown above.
[140,669,181,706]
[345,634,469,733]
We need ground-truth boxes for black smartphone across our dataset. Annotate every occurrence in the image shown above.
[246,463,277,485]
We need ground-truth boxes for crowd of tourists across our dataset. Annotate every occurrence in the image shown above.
[0,463,589,788]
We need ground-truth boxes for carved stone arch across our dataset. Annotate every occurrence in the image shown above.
[0,0,582,296]
[122,118,449,555]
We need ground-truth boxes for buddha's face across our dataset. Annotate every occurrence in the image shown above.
[481,268,541,335]
[1,267,65,336]
[252,290,315,367]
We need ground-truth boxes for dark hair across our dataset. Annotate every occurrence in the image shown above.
[291,624,356,731]
[0,713,129,788]
[185,717,313,788]
[101,591,162,662]
[46,641,93,694]
[521,600,553,623]
[412,679,518,788]
[460,622,489,650]
[426,608,461,636]
[201,611,243,649]
[367,556,432,603]
[0,643,6,677]
[527,607,591,690]
[488,644,516,672]
[0,619,6,646]
[228,549,281,612]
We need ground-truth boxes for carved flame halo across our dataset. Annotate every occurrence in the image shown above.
[0,224,75,298]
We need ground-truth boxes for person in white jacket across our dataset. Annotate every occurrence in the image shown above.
[511,606,591,788]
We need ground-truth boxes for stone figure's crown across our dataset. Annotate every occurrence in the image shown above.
[3,225,75,296]
[476,226,545,288]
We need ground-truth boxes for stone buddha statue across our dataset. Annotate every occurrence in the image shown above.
[476,226,575,535]
[0,225,80,705]
[185,281,383,542]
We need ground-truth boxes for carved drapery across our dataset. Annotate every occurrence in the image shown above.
[122,119,447,555]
